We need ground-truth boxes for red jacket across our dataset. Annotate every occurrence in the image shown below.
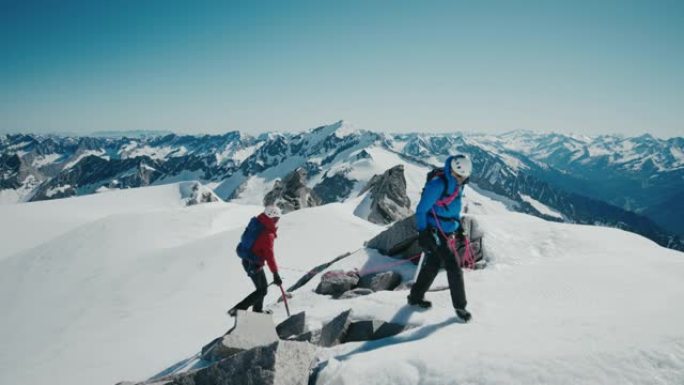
[251,213,279,273]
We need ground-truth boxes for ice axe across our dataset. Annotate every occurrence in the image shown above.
[278,284,291,317]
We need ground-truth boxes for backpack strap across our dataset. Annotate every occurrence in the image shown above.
[435,185,460,207]
[426,168,460,207]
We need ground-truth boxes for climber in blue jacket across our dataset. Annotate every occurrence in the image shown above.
[408,154,473,322]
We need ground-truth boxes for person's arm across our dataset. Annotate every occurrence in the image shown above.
[262,233,279,274]
[415,179,443,231]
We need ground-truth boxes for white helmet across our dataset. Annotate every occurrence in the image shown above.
[450,154,472,178]
[264,205,282,218]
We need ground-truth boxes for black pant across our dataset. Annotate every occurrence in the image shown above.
[234,260,269,312]
[410,231,467,310]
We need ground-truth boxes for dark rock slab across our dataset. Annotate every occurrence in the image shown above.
[318,309,352,347]
[276,311,306,340]
[343,320,406,343]
[365,214,421,260]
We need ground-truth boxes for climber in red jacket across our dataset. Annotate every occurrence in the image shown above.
[228,205,282,316]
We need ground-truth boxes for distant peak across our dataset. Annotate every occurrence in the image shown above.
[308,120,362,139]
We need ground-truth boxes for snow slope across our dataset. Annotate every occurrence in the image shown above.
[0,184,382,385]
[1,182,683,385]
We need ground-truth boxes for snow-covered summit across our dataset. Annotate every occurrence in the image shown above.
[1,179,683,385]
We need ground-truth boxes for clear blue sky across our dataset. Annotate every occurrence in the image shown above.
[1,0,682,137]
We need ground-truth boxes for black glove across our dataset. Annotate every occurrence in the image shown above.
[273,272,283,286]
[418,229,436,251]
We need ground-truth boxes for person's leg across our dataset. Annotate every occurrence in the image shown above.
[439,238,468,310]
[408,250,442,302]
[250,269,269,312]
[232,261,267,312]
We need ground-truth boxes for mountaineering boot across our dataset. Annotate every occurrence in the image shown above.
[407,295,432,309]
[455,308,472,322]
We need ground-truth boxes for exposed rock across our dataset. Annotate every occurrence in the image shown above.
[312,172,356,204]
[264,167,321,214]
[276,312,306,340]
[343,320,406,343]
[366,215,487,267]
[338,288,374,299]
[365,214,421,260]
[318,309,353,348]
[356,165,412,225]
[315,270,360,297]
[291,329,321,345]
[169,340,316,385]
[286,252,352,293]
[200,310,279,361]
[179,181,220,206]
[358,271,402,292]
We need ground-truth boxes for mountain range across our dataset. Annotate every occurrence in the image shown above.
[1,121,682,250]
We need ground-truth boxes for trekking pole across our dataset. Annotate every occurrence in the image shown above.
[278,285,291,317]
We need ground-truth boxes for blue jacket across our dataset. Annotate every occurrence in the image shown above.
[415,156,464,233]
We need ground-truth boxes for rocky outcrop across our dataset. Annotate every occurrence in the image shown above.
[319,309,353,347]
[356,165,412,225]
[168,340,316,385]
[179,181,220,206]
[286,252,353,293]
[264,168,321,214]
[358,271,402,292]
[276,312,307,340]
[315,270,360,297]
[365,214,421,260]
[312,172,356,204]
[200,310,279,362]
[314,267,406,299]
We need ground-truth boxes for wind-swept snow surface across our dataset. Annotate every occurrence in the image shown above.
[0,184,683,385]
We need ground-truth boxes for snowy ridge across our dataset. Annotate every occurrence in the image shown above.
[0,182,683,384]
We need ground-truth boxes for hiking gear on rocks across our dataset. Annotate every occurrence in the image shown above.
[407,295,432,308]
[450,154,472,178]
[416,156,466,233]
[264,205,281,218]
[273,272,282,286]
[455,308,472,322]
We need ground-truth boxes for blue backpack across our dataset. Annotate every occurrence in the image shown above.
[236,217,264,263]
